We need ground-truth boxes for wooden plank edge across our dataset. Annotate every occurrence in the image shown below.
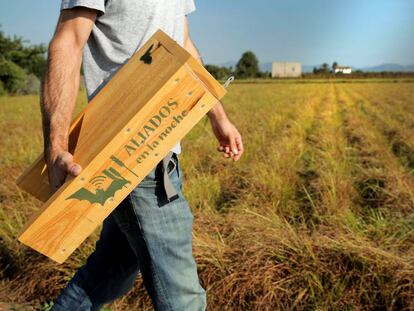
[153,29,226,100]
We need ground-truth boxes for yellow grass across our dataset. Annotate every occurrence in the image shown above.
[0,81,413,310]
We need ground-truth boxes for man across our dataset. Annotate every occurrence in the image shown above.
[43,0,243,310]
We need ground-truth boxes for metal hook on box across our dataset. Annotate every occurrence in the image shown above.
[223,76,235,89]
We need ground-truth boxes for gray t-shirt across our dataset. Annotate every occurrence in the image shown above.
[60,0,197,155]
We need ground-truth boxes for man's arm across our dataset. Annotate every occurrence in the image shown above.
[41,7,98,190]
[183,17,244,161]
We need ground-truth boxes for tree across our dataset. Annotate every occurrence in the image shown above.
[321,63,330,74]
[205,64,232,80]
[235,51,259,79]
[21,73,41,95]
[0,58,27,94]
[9,44,47,78]
[332,61,338,72]
[0,28,47,94]
[312,63,336,75]
[0,32,47,79]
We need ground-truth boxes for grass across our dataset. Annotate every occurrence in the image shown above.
[0,81,413,310]
[228,77,414,84]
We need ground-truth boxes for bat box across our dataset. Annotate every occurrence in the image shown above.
[16,29,227,263]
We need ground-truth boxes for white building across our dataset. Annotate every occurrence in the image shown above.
[334,66,352,74]
[272,62,302,78]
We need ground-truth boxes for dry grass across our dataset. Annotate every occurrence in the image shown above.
[0,82,413,310]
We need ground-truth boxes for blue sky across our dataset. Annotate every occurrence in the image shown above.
[0,0,413,67]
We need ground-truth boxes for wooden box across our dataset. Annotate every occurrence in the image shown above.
[16,29,226,264]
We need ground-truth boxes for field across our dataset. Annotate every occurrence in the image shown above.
[0,81,413,310]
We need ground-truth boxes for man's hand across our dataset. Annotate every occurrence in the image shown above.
[47,150,82,192]
[209,114,244,162]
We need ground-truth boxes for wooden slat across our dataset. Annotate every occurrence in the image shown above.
[153,30,226,99]
[16,30,226,263]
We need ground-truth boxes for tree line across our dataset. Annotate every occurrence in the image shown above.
[205,51,270,80]
[313,62,338,74]
[312,62,353,75]
[3,29,412,96]
[0,29,47,95]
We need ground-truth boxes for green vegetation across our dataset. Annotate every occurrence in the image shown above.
[206,51,271,80]
[313,62,334,74]
[0,29,46,95]
[0,81,413,310]
[234,51,260,78]
[0,59,27,94]
[204,64,232,81]
[206,51,414,81]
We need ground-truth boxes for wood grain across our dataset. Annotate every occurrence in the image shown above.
[16,30,226,263]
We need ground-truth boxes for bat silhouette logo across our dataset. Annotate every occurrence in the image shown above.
[66,167,131,206]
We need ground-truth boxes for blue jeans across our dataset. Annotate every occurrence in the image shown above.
[51,154,206,310]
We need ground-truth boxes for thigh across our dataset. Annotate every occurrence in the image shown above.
[124,154,206,310]
[82,203,140,292]
[53,201,141,310]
